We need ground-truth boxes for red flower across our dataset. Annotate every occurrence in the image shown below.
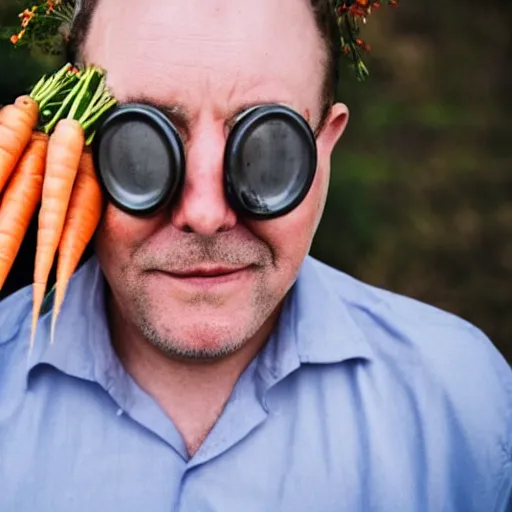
[349,5,368,17]
[10,29,26,45]
[20,8,36,29]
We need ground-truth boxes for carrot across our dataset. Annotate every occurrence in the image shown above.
[0,132,48,291]
[0,96,37,124]
[50,150,103,342]
[0,96,39,195]
[30,119,84,351]
[14,95,39,119]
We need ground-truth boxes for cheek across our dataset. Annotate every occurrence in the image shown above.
[95,205,162,266]
[247,163,329,266]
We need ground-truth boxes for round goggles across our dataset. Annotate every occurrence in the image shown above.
[93,103,318,219]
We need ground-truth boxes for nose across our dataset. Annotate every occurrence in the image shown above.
[170,123,237,235]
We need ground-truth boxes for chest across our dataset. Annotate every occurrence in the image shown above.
[0,370,498,512]
[0,419,425,512]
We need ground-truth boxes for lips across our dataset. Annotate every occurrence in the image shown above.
[167,266,249,278]
[149,265,252,291]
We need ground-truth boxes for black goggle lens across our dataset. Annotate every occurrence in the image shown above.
[225,105,317,218]
[93,103,317,219]
[94,104,184,215]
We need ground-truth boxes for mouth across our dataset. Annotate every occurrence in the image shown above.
[165,265,250,278]
[149,265,253,290]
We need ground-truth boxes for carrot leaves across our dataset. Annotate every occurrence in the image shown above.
[29,62,117,145]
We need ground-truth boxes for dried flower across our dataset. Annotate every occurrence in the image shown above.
[10,29,26,45]
[9,0,76,55]
[19,6,37,28]
[333,0,399,80]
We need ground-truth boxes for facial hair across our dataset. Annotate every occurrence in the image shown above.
[116,230,282,361]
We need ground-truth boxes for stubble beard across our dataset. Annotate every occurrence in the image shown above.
[130,275,281,362]
[106,229,281,361]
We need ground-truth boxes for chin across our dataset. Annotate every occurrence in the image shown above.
[131,280,278,359]
[143,318,252,360]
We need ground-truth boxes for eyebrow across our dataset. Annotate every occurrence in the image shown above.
[119,95,321,136]
[121,96,192,130]
[122,95,280,124]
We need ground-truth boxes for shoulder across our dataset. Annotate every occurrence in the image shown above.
[0,285,34,396]
[307,255,510,370]
[305,255,512,436]
[303,257,512,507]
[0,285,33,348]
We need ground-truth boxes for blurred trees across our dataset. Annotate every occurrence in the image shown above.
[0,0,510,362]
[313,1,511,362]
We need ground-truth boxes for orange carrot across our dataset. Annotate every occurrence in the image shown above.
[0,96,37,124]
[31,119,84,350]
[0,132,48,291]
[14,95,39,120]
[0,96,39,194]
[51,150,103,342]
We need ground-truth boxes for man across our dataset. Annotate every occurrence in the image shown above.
[0,0,510,510]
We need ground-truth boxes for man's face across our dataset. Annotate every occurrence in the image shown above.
[85,0,348,359]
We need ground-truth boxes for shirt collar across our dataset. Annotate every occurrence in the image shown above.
[256,255,374,388]
[26,256,123,391]
[295,256,374,364]
[26,255,373,389]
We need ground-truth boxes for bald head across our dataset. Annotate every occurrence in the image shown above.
[68,0,341,116]
[84,0,326,123]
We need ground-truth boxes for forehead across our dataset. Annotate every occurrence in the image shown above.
[84,0,325,116]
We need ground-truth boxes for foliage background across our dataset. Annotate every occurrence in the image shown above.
[1,0,510,363]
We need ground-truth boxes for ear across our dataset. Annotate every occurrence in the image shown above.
[316,102,349,158]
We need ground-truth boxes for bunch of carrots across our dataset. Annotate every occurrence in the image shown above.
[0,62,117,351]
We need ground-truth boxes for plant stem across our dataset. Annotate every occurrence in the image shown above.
[82,98,117,132]
[30,63,117,144]
[37,74,78,111]
[67,67,95,120]
[43,78,85,133]
[30,75,47,99]
[78,75,106,123]
[31,63,74,103]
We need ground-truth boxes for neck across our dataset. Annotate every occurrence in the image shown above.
[107,292,279,456]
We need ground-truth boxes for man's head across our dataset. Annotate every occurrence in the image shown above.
[68,0,343,120]
[73,0,349,360]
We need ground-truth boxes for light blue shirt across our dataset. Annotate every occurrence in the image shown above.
[0,255,511,512]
